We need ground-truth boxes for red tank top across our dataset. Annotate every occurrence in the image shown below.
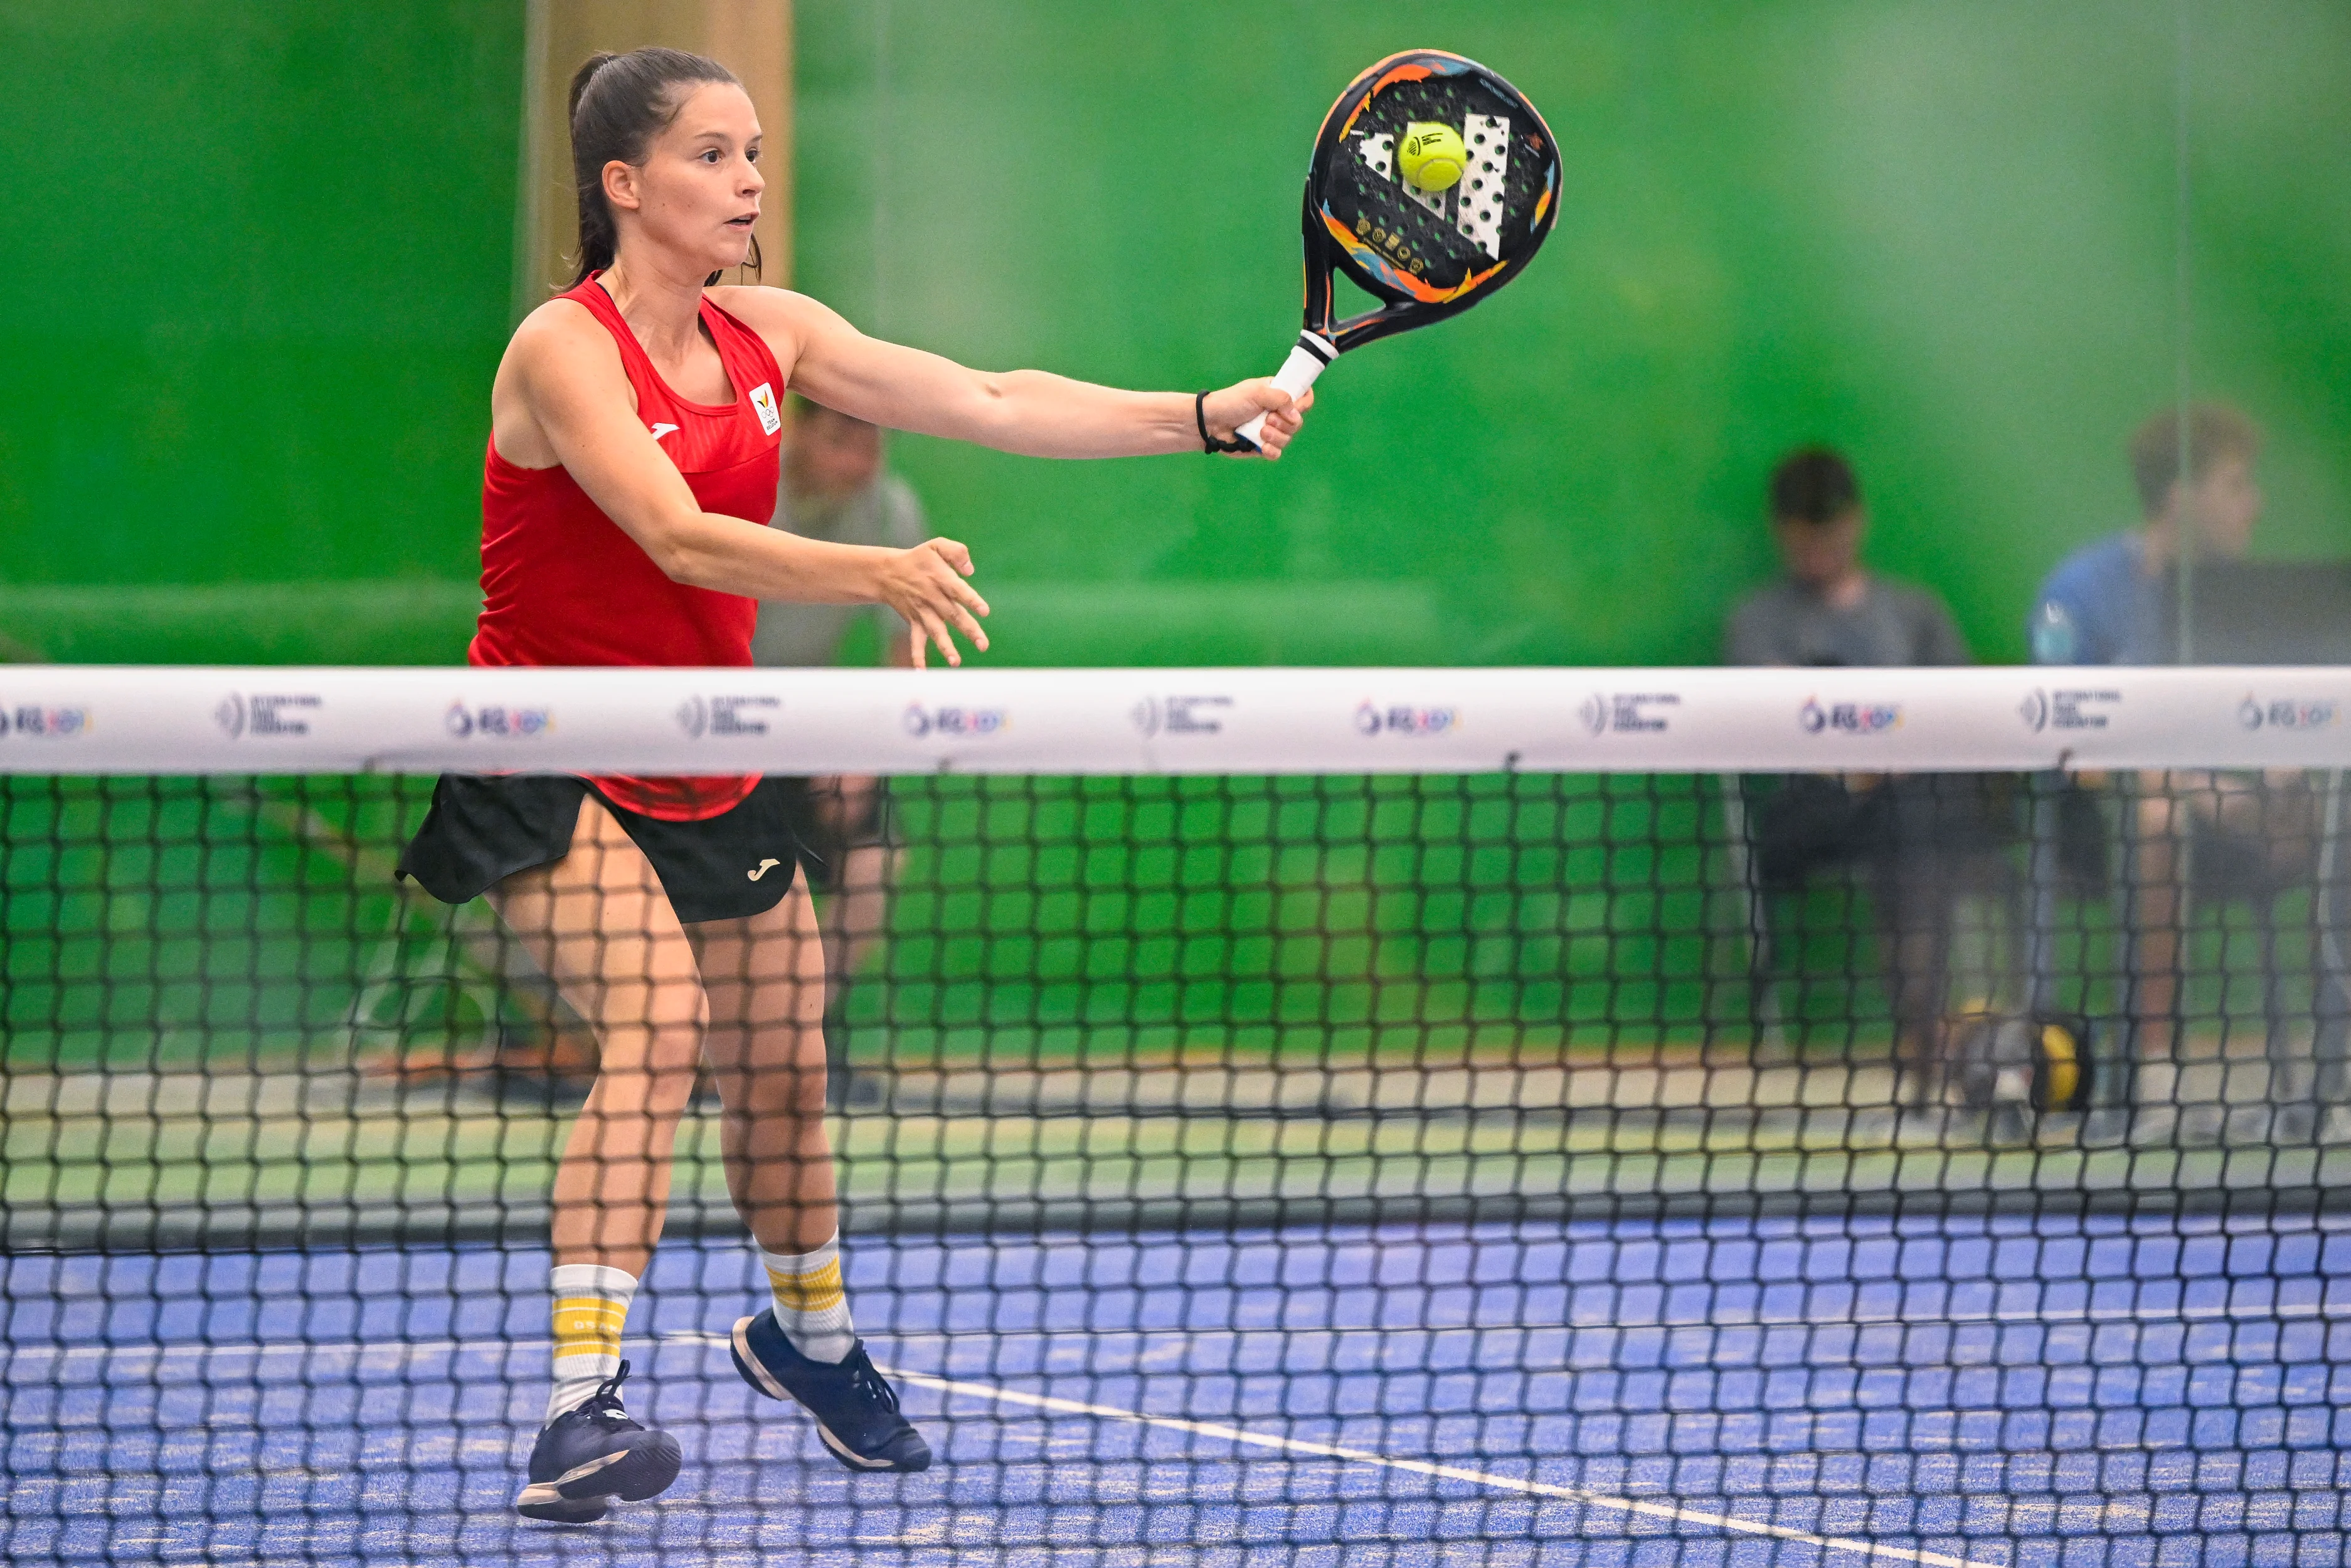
[470,275,784,820]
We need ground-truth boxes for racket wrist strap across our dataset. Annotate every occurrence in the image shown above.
[1197,390,1253,454]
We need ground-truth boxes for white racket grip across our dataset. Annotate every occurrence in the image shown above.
[1232,331,1336,450]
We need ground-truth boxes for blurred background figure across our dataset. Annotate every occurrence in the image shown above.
[2030,403,2263,666]
[753,396,925,1110]
[1726,448,2000,1112]
[1726,446,1968,669]
[2031,405,2328,1144]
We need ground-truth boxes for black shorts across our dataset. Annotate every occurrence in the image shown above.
[773,776,896,893]
[1747,773,2013,892]
[395,774,804,925]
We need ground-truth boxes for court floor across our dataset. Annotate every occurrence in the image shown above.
[5,1215,2347,1567]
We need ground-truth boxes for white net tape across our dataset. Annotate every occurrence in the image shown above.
[1,664,2345,775]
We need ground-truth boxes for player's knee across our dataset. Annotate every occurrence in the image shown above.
[735,1040,830,1118]
[598,1020,706,1104]
[652,1019,709,1081]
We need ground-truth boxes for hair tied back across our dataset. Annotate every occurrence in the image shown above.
[563,46,743,289]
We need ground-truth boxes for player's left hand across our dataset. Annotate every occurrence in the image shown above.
[1201,381,1313,459]
[877,536,990,669]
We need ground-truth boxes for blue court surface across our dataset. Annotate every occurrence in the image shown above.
[5,1216,2348,1567]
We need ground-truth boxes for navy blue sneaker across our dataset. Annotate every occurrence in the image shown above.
[730,1310,931,1472]
[515,1362,683,1524]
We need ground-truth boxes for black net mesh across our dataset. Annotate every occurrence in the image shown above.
[6,765,2349,1565]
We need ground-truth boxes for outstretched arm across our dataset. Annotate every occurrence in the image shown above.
[717,288,1312,459]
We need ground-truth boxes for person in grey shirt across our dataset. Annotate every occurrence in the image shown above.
[1726,447,1990,1113]
[753,397,928,1106]
[751,396,928,668]
[1724,447,1968,669]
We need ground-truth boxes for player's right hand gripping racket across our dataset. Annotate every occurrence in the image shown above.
[1234,50,1563,451]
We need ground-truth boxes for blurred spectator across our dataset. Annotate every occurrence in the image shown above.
[752,396,925,1109]
[1728,447,1992,1108]
[751,396,928,669]
[1726,447,1969,667]
[2031,405,2320,1142]
[2029,403,2263,664]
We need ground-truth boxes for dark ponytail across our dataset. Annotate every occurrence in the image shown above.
[567,47,753,289]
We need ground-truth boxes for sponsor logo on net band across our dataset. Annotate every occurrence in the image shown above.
[677,695,780,740]
[904,702,1008,739]
[1356,702,1458,737]
[1132,695,1234,739]
[2020,688,2121,734]
[1579,692,1679,737]
[213,693,322,740]
[445,702,553,739]
[0,704,89,739]
[1799,697,1901,736]
[2239,694,2340,732]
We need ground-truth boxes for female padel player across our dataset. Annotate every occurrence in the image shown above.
[395,47,1308,1524]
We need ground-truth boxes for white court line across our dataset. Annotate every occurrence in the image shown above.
[867,1359,2003,1568]
[0,1330,2152,1564]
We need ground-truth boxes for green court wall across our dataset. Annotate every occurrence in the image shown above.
[0,1,521,664]
[796,0,2351,667]
[3,3,2348,667]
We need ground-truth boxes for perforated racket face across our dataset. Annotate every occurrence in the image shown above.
[1302,52,1562,351]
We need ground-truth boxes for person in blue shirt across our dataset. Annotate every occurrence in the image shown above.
[2029,404,2263,666]
[2030,405,2328,1143]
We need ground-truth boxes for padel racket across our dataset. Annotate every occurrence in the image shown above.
[1234,50,1562,450]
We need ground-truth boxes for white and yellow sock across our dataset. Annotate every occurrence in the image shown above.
[547,1263,637,1424]
[760,1236,856,1364]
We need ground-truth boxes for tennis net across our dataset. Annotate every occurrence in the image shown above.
[6,664,2348,1567]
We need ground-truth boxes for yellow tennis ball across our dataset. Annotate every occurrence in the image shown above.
[1397,121,1467,193]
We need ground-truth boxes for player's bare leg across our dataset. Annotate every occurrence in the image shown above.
[810,775,902,1108]
[689,887,837,1254]
[493,799,708,1274]
[832,842,901,992]
[489,798,702,1519]
[691,882,931,1473]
